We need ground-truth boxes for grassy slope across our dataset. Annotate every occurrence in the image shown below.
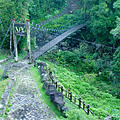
[30,67,63,119]
[31,66,98,120]
[33,60,120,120]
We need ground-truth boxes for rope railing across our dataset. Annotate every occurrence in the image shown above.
[30,9,84,33]
[37,6,69,27]
[30,17,84,36]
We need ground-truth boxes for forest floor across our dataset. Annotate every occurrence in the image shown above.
[0,59,56,120]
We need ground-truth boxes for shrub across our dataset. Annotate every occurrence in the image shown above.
[98,71,113,82]
[65,109,98,120]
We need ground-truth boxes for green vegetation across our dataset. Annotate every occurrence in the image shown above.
[0,51,7,60]
[30,66,98,120]
[1,0,120,119]
[29,0,67,22]
[40,44,120,98]
[0,0,67,50]
[35,59,120,120]
[1,0,120,51]
[42,9,84,29]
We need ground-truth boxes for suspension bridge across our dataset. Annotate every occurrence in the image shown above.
[0,6,88,119]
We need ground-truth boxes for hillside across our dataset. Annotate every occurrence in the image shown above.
[35,58,120,120]
[0,0,120,120]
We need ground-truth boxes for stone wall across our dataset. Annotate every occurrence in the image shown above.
[35,61,69,117]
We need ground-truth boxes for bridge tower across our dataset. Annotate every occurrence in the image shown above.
[12,18,32,63]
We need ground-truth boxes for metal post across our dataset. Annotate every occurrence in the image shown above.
[26,19,32,63]
[13,18,18,62]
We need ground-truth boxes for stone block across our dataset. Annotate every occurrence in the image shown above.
[41,73,49,83]
[50,91,64,102]
[43,81,51,89]
[50,91,65,111]
[54,98,65,111]
[45,85,57,96]
[39,65,45,74]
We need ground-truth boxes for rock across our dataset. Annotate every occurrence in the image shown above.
[45,85,57,96]
[36,61,47,67]
[43,81,51,89]
[54,99,65,111]
[50,92,64,102]
[50,91,65,111]
[39,65,45,74]
[41,73,49,83]
[104,116,112,120]
[0,104,4,109]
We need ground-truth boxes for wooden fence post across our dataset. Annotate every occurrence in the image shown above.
[61,86,63,93]
[55,82,57,88]
[87,104,89,115]
[83,102,85,110]
[49,71,52,79]
[66,91,67,97]
[74,97,76,104]
[70,92,72,101]
[78,97,81,108]
[68,85,70,98]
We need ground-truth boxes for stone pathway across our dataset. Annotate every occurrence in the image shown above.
[5,60,56,120]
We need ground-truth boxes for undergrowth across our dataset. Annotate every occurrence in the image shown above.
[0,51,7,60]
[31,66,98,120]
[35,59,120,120]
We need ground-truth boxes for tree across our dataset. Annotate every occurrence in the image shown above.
[88,2,116,45]
[111,46,120,97]
[0,0,29,49]
[110,0,120,42]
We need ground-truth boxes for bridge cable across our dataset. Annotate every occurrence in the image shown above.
[31,9,83,32]
[0,21,13,49]
[1,25,26,81]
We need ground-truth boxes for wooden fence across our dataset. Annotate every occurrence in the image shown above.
[48,69,94,115]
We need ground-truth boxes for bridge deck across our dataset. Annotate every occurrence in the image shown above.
[32,23,86,60]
